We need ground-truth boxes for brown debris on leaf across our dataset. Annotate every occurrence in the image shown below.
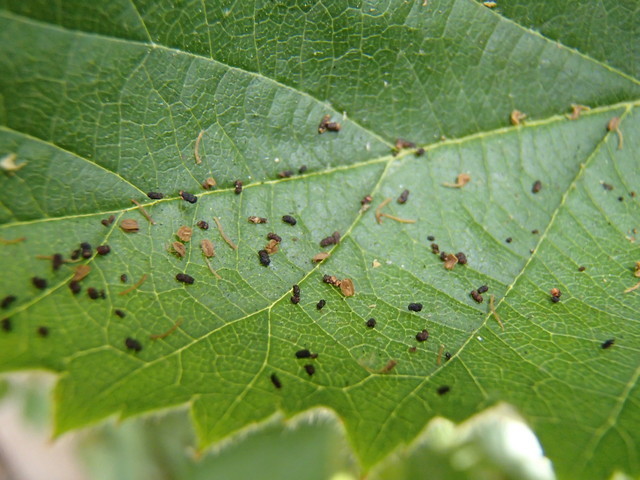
[394,138,416,151]
[202,177,217,190]
[607,117,623,150]
[194,130,204,165]
[378,359,397,374]
[312,252,330,263]
[443,173,471,188]
[176,226,193,242]
[201,239,215,258]
[443,253,459,270]
[248,216,268,224]
[130,199,156,225]
[264,239,279,254]
[120,219,139,233]
[0,153,27,173]
[339,278,355,297]
[72,265,91,282]
[566,104,590,121]
[510,110,527,126]
[172,241,186,258]
[634,261,640,277]
[318,114,341,133]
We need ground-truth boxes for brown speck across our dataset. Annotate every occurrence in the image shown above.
[264,239,279,254]
[431,243,440,255]
[120,274,128,283]
[37,326,49,337]
[179,190,198,203]
[397,189,410,204]
[601,182,614,191]
[320,231,340,247]
[437,385,451,395]
[578,266,586,272]
[443,253,458,270]
[298,165,308,174]
[531,229,539,234]
[194,130,204,164]
[607,117,623,150]
[147,192,164,200]
[510,110,527,126]
[233,180,243,194]
[505,237,513,243]
[366,318,376,328]
[52,253,64,271]
[550,288,561,298]
[270,373,282,389]
[80,242,92,259]
[248,216,268,224]
[361,195,373,205]
[1,296,16,309]
[72,264,91,282]
[477,285,489,294]
[172,241,186,258]
[125,337,142,352]
[96,245,110,256]
[196,220,209,230]
[312,252,330,263]
[455,252,467,265]
[32,277,47,290]
[601,339,615,349]
[201,239,215,258]
[304,364,315,376]
[202,177,217,190]
[415,147,425,156]
[316,299,326,310]
[1,318,11,332]
[379,359,397,374]
[278,170,293,178]
[470,290,483,303]
[282,215,297,226]
[87,287,100,300]
[120,219,139,233]
[566,104,590,120]
[394,138,416,151]
[318,114,341,133]
[176,226,193,242]
[267,232,282,243]
[114,309,126,318]
[532,180,542,193]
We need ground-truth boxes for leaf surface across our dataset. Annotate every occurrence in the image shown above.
[0,1,639,479]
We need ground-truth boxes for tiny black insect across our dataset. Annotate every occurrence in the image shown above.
[120,274,128,283]
[618,196,624,202]
[296,349,312,359]
[298,165,308,174]
[270,373,282,389]
[69,281,81,295]
[278,170,293,178]
[531,229,539,234]
[37,326,49,337]
[292,285,301,297]
[602,182,614,191]
[320,235,336,247]
[431,243,440,254]
[477,285,489,294]
[415,147,425,156]
[114,309,126,318]
[234,180,243,194]
[1,318,11,332]
[316,299,326,310]
[196,220,209,230]
[505,237,513,243]
[80,242,93,259]
[70,249,81,260]
[176,273,195,284]
[601,338,615,349]
[551,296,560,303]
[258,249,271,266]
[439,251,447,261]
[1,295,16,309]
[470,290,483,303]
[444,352,452,361]
[96,245,111,256]
[366,318,376,328]
[578,266,586,272]
[179,190,197,203]
[32,277,47,290]
[88,287,100,300]
[101,215,115,227]
[282,215,297,226]
[267,232,282,242]
[147,192,164,200]
[304,364,315,376]
[416,329,429,342]
[125,337,142,352]
[397,189,410,204]
[52,253,64,271]
[455,252,468,265]
[408,303,423,312]
[437,385,451,395]
[427,235,435,241]
[291,296,300,304]
[532,180,542,194]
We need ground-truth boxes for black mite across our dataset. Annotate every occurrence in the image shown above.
[416,329,429,342]
[282,215,297,226]
[366,318,376,328]
[196,220,209,230]
[234,180,243,194]
[601,339,615,349]
[477,285,489,294]
[1,318,11,332]
[147,192,164,200]
[114,309,126,318]
[176,273,195,284]
[179,190,197,203]
[295,349,312,359]
[69,281,81,295]
[125,337,142,352]
[292,285,301,297]
[455,252,467,265]
[88,287,100,300]
[80,242,92,259]
[316,299,326,310]
[532,180,542,194]
[52,253,64,271]
[37,326,49,337]
[1,295,16,309]
[32,277,47,290]
[267,233,282,242]
[397,189,410,204]
[304,364,315,376]
[437,385,451,395]
[258,250,271,266]
[408,303,423,312]
[97,245,111,256]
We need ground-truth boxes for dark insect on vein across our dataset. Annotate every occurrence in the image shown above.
[96,245,111,256]
[316,299,326,310]
[197,220,209,230]
[437,385,451,395]
[101,214,115,226]
[234,180,243,194]
[69,281,81,295]
[37,326,49,337]
[320,231,340,247]
[477,285,489,294]
[470,290,483,303]
[366,318,376,328]
[408,303,423,312]
[125,337,142,352]
[258,250,271,266]
[532,180,542,194]
[601,339,615,349]
[304,364,315,376]
[147,191,164,200]
[295,349,312,359]
[1,295,16,309]
[270,373,282,389]
[298,165,308,174]
[278,170,293,178]
[179,190,197,203]
[176,273,195,284]
[397,189,410,204]
[80,242,92,259]
[114,309,126,318]
[52,253,64,271]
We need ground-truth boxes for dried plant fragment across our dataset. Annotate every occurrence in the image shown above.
[443,173,471,188]
[624,281,640,294]
[510,110,527,125]
[436,344,445,366]
[372,259,381,268]
[120,219,139,233]
[312,252,330,263]
[378,359,397,374]
[339,278,355,297]
[0,236,26,245]
[72,264,91,282]
[443,253,459,270]
[0,153,27,173]
[483,1,497,7]
[119,274,148,295]
[150,318,184,340]
[318,114,341,133]
[176,226,193,242]
[130,199,156,224]
[566,104,590,120]
[375,198,392,224]
[194,130,204,164]
[607,117,624,150]
[201,239,215,258]
[489,294,504,330]
[264,239,279,254]
[202,177,217,190]
[394,138,416,151]
[172,241,186,258]
[213,217,237,250]
[248,216,268,224]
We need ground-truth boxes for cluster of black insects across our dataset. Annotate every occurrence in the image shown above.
[0,114,620,395]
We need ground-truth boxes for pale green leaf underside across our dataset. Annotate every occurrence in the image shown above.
[0,2,639,479]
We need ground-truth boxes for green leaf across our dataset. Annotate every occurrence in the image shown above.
[0,1,638,479]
